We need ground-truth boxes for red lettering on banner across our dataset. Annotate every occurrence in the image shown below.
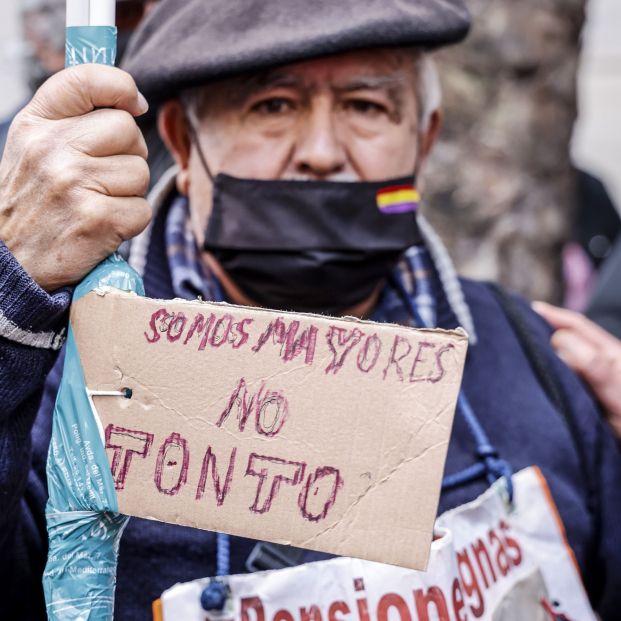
[457,549,485,618]
[209,520,525,621]
[377,593,411,621]
[356,596,371,621]
[241,597,265,621]
[298,466,343,522]
[499,520,523,567]
[451,578,467,621]
[324,327,364,375]
[105,424,154,490]
[246,454,306,514]
[154,432,189,496]
[144,308,169,343]
[413,586,450,621]
[383,336,412,381]
[195,446,237,506]
[328,601,350,621]
[300,605,322,621]
[471,538,497,589]
[356,334,382,373]
[488,529,511,576]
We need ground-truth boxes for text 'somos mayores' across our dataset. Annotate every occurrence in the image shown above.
[144,308,456,383]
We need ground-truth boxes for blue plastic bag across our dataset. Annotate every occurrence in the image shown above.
[43,256,144,621]
[41,21,138,619]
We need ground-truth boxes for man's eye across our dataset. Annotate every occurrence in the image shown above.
[345,100,387,115]
[251,98,295,115]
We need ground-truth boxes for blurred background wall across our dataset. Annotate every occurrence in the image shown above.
[0,3,30,116]
[425,0,621,304]
[0,0,619,304]
[574,0,621,215]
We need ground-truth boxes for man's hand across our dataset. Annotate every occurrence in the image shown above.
[533,301,621,439]
[0,64,151,292]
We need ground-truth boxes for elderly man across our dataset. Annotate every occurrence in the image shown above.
[0,1,620,619]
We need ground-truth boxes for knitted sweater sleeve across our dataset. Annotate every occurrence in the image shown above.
[0,241,70,607]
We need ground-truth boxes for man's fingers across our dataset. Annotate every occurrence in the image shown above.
[533,301,618,351]
[84,155,151,197]
[87,195,152,242]
[69,108,148,158]
[28,64,148,121]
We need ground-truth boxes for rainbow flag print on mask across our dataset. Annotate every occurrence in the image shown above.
[376,184,421,215]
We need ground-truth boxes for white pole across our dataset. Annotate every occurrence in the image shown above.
[89,0,116,27]
[66,0,90,27]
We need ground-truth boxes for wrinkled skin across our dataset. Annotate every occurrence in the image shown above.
[0,64,151,292]
[158,47,440,313]
[534,301,621,439]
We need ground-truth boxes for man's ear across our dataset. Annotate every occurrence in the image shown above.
[419,108,442,161]
[158,100,192,196]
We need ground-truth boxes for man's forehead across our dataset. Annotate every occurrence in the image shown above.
[231,49,416,95]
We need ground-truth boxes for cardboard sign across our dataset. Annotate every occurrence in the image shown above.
[71,288,468,571]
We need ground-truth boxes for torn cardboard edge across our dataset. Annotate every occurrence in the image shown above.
[91,285,469,340]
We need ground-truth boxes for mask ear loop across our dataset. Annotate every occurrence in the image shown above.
[186,118,216,184]
[185,119,232,599]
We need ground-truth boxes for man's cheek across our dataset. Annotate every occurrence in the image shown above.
[222,136,295,180]
[348,135,419,181]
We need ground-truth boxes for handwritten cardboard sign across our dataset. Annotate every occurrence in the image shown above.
[71,289,468,571]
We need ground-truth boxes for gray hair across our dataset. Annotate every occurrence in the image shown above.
[414,53,442,131]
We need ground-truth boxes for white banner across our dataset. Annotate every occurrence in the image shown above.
[158,467,594,621]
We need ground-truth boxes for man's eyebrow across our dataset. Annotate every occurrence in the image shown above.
[333,73,409,92]
[227,70,301,105]
[334,74,407,123]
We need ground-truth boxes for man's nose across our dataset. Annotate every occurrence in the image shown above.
[292,99,347,179]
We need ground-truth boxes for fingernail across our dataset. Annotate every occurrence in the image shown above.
[137,92,149,114]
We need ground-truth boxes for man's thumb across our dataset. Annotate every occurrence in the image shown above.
[27,64,148,121]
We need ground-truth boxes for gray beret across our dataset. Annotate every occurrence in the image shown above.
[122,0,470,102]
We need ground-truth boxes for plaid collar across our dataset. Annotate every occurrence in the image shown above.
[165,193,221,302]
[163,193,475,339]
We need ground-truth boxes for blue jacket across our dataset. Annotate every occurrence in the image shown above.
[1,209,620,620]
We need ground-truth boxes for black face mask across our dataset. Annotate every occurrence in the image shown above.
[203,173,422,315]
